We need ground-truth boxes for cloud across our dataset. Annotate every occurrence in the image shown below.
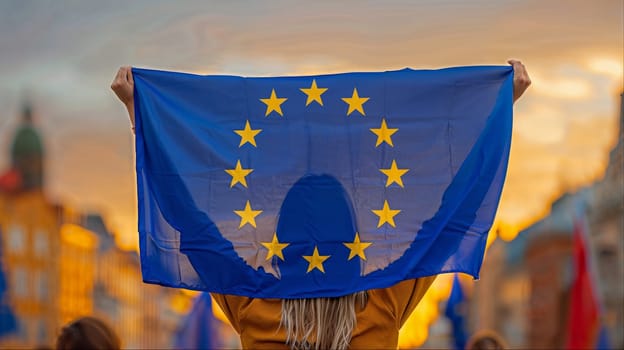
[588,57,624,77]
[530,73,593,99]
[514,103,568,144]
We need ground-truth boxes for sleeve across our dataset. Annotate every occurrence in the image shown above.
[378,276,437,329]
[210,293,250,334]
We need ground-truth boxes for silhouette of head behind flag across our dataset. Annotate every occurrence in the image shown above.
[277,174,360,288]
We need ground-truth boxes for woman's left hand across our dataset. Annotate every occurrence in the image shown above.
[508,59,531,102]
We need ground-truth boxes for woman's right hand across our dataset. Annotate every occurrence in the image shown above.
[111,66,135,131]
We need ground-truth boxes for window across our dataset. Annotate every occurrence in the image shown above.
[12,266,28,298]
[7,225,25,254]
[34,270,48,302]
[36,319,47,343]
[15,317,28,342]
[33,229,49,257]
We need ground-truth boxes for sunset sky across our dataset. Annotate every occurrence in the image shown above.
[0,0,622,250]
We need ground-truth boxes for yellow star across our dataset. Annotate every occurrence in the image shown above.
[371,200,401,228]
[234,120,262,147]
[234,200,262,228]
[341,88,369,116]
[261,233,290,261]
[224,160,253,188]
[343,233,372,261]
[370,118,398,147]
[302,246,330,273]
[300,79,328,106]
[260,89,287,117]
[379,160,409,188]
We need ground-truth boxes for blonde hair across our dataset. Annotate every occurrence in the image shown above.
[280,291,367,350]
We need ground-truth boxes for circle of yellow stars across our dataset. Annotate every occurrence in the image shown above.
[225,78,410,274]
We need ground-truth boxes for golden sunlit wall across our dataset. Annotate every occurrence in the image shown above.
[98,250,141,308]
[117,259,143,348]
[58,224,98,325]
[93,244,143,348]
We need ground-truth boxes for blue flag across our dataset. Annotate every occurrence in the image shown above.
[0,228,16,337]
[445,274,468,350]
[595,325,612,350]
[133,66,513,298]
[173,293,220,349]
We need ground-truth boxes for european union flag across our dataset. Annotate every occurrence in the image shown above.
[133,66,513,298]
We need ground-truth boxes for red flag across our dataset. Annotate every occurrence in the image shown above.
[0,169,21,192]
[566,218,599,349]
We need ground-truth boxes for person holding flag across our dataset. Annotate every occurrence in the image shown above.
[112,60,530,350]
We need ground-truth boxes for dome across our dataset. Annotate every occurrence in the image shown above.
[11,125,44,160]
[9,102,44,190]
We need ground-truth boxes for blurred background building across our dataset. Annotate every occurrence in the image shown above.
[588,92,624,348]
[0,101,194,348]
[467,93,623,349]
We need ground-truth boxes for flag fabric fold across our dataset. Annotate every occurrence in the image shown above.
[133,66,513,298]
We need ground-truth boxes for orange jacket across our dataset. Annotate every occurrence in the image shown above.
[211,276,436,349]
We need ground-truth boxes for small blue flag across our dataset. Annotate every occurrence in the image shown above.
[595,325,612,350]
[0,228,17,337]
[445,274,468,350]
[173,293,220,349]
[133,66,513,298]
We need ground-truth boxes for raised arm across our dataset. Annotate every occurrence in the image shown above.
[111,66,136,132]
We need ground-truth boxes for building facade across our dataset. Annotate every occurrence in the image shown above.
[587,93,624,347]
[0,102,61,347]
[0,102,191,348]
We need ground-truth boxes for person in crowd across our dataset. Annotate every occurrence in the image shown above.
[56,316,120,350]
[465,329,508,350]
